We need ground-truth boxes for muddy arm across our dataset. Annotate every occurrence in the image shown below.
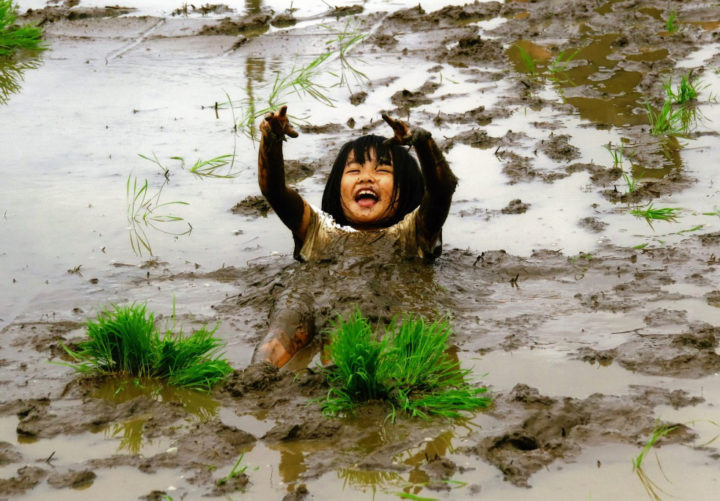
[258,106,311,241]
[413,134,458,240]
[382,114,458,242]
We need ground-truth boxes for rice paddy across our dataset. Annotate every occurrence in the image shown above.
[3,0,720,499]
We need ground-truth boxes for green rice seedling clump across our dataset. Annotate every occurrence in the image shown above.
[630,203,681,223]
[64,303,233,391]
[322,311,490,420]
[517,46,538,77]
[644,99,688,136]
[664,74,701,105]
[0,1,46,56]
[665,10,678,33]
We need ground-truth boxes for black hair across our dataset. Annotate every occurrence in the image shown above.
[321,134,424,227]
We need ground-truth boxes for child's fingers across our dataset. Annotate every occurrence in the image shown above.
[381,113,403,131]
[382,112,411,139]
[261,107,298,140]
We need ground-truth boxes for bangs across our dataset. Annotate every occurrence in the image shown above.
[349,135,391,167]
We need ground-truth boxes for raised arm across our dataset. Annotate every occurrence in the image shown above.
[258,106,311,241]
[382,114,458,244]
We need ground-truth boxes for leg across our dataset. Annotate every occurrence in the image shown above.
[252,291,315,368]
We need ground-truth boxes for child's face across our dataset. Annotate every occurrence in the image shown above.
[340,147,397,228]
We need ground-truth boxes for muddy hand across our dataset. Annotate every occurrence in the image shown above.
[382,113,431,146]
[381,113,412,145]
[260,105,299,142]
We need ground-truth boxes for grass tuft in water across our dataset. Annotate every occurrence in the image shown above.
[665,10,678,33]
[605,142,639,193]
[604,141,625,167]
[644,99,690,137]
[517,46,538,77]
[127,161,192,256]
[220,21,368,140]
[0,0,46,57]
[548,46,582,74]
[663,73,701,105]
[63,303,233,391]
[216,452,248,486]
[321,311,490,420]
[632,421,679,501]
[702,206,720,218]
[630,203,681,230]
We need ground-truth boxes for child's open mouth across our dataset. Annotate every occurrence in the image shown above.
[355,189,379,208]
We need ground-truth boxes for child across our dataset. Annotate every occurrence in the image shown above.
[253,105,457,367]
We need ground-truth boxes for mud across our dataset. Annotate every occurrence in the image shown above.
[4,0,720,498]
[467,384,699,487]
[199,14,272,36]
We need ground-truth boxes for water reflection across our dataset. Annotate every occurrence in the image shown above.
[93,377,220,453]
[506,34,663,127]
[337,428,459,497]
[106,417,146,454]
[94,377,220,418]
[0,55,41,105]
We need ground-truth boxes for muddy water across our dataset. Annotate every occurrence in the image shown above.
[2,0,720,499]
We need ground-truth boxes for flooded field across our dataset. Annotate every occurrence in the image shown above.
[1,0,719,499]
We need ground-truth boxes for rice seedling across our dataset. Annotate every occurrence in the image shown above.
[173,154,239,179]
[622,171,638,193]
[517,46,538,77]
[702,206,720,218]
[632,421,678,501]
[126,167,191,256]
[0,0,46,57]
[644,99,689,136]
[220,51,333,140]
[676,224,704,234]
[548,47,582,73]
[321,311,490,420]
[321,19,369,93]
[605,142,640,193]
[62,302,233,391]
[665,10,678,33]
[630,203,681,230]
[392,492,437,501]
[663,73,702,105]
[218,22,368,139]
[216,452,248,486]
[604,141,625,167]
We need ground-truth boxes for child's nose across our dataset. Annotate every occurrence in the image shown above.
[359,168,375,182]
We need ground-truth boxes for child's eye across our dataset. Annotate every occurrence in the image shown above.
[377,166,393,173]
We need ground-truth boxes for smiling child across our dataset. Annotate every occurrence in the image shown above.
[253,105,457,366]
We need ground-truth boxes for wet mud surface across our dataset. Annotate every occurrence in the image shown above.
[3,0,720,499]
